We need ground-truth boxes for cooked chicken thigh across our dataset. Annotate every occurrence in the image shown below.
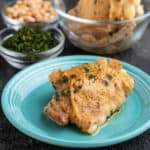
[44,58,134,134]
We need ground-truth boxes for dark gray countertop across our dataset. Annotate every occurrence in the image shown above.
[0,0,150,150]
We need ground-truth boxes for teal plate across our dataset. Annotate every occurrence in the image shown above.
[1,55,150,148]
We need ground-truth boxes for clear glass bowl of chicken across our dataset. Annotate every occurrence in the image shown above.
[2,0,59,30]
[51,0,150,54]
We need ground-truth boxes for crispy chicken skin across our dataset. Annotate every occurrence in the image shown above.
[44,58,134,134]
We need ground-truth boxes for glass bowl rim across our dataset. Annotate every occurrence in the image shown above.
[2,0,59,25]
[0,27,65,58]
[51,0,150,25]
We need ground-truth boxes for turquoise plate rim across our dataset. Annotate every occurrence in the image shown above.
[1,55,150,148]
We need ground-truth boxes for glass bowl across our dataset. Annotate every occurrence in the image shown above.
[51,0,150,54]
[0,27,65,69]
[1,1,59,30]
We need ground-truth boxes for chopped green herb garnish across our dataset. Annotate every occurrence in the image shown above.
[73,85,82,93]
[55,92,59,96]
[59,75,69,84]
[26,54,38,62]
[87,74,96,80]
[61,89,70,96]
[84,66,91,73]
[70,74,77,79]
[2,27,58,62]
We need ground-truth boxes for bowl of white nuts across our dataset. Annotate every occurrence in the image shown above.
[2,0,59,30]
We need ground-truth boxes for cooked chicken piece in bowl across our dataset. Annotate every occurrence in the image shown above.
[51,0,150,54]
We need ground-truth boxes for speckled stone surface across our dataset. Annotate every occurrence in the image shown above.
[0,1,150,150]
